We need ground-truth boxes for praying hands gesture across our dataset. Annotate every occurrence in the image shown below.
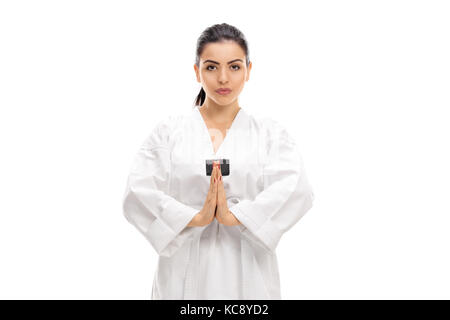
[189,162,241,227]
[213,162,241,226]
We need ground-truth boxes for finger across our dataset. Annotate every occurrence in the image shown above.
[211,168,219,194]
[214,165,218,180]
[218,165,223,184]
[211,166,216,189]
[210,167,215,189]
[214,163,220,182]
[219,177,227,203]
[215,169,219,193]
[218,175,224,196]
[210,165,215,184]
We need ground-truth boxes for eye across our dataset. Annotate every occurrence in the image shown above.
[206,65,241,71]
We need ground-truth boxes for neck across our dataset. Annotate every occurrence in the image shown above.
[200,97,241,125]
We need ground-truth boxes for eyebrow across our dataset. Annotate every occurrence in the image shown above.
[203,59,244,65]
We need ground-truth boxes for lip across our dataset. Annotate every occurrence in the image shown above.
[215,88,232,95]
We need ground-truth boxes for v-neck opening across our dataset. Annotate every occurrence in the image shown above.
[195,106,243,157]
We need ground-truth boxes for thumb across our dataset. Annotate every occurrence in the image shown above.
[216,179,219,201]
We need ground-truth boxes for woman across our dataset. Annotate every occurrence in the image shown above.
[122,23,315,299]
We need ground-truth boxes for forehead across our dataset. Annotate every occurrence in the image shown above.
[201,40,245,62]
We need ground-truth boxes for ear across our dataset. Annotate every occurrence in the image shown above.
[194,64,201,83]
[246,61,252,81]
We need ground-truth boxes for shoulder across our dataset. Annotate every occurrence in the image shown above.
[248,112,296,147]
[142,112,190,149]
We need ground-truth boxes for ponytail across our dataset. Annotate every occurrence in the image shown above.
[194,87,206,107]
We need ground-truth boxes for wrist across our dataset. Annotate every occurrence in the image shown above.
[228,210,242,226]
[187,212,203,227]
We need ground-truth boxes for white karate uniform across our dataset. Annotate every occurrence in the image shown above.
[122,106,315,299]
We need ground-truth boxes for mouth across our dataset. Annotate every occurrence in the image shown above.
[215,88,232,95]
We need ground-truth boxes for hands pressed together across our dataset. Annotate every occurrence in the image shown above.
[189,162,242,227]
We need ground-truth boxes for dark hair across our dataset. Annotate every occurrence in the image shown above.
[193,23,251,107]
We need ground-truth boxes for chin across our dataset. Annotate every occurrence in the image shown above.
[215,97,236,106]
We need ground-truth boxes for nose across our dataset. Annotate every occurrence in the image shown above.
[218,68,229,83]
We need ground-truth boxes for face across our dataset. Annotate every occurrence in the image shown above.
[194,40,252,106]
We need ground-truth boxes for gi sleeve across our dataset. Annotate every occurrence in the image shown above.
[229,121,315,254]
[122,119,200,258]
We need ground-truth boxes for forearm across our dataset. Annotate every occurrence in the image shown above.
[187,212,203,227]
[228,210,242,226]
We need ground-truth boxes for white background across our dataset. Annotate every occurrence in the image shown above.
[1,0,449,299]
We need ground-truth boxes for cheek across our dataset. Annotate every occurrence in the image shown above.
[201,72,215,86]
[231,71,246,83]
